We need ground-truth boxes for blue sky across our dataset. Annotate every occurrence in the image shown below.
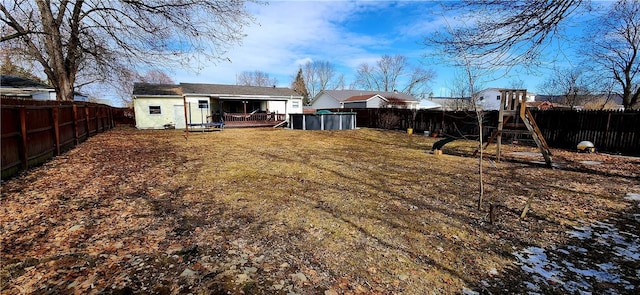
[169,0,589,99]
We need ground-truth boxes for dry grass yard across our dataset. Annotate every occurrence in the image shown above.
[1,126,639,294]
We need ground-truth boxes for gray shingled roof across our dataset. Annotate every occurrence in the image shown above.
[320,89,418,102]
[133,83,182,96]
[132,82,301,97]
[180,83,299,97]
[1,75,52,89]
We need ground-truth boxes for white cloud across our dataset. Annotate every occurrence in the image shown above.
[172,1,406,86]
[173,1,361,85]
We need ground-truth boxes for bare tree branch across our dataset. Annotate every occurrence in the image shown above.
[1,0,254,100]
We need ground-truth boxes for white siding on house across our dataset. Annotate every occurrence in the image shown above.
[32,91,57,100]
[267,100,286,115]
[288,98,303,114]
[133,96,183,129]
[369,96,384,108]
[311,93,341,109]
[184,96,211,125]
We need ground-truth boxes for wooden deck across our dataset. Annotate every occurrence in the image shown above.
[221,113,286,128]
[223,120,285,128]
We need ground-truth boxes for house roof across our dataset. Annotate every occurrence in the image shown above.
[344,94,379,102]
[1,75,52,89]
[318,90,419,103]
[133,83,183,96]
[180,83,299,97]
[133,82,301,98]
[418,99,441,109]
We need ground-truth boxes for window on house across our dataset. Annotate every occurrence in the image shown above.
[198,100,208,108]
[149,106,161,114]
[497,95,501,100]
[292,101,300,108]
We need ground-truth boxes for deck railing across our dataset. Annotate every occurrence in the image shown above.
[223,112,285,122]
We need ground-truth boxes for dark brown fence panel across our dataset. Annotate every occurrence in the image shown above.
[76,104,89,142]
[58,106,76,152]
[321,108,639,156]
[1,98,116,179]
[25,107,55,169]
[1,107,22,178]
[113,108,135,126]
[531,110,639,155]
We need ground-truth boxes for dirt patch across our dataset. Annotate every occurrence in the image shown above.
[1,127,638,294]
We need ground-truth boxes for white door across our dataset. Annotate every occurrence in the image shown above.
[174,105,186,129]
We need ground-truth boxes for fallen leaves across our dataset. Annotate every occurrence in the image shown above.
[1,127,638,294]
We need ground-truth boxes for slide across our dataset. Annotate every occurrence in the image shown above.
[431,122,478,151]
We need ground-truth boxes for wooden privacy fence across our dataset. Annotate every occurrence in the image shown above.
[531,110,640,155]
[1,98,116,179]
[333,108,640,156]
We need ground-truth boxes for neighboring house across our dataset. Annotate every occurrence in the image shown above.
[310,90,421,109]
[476,88,536,110]
[425,96,473,111]
[0,75,88,101]
[132,82,303,129]
[527,101,557,110]
[536,94,625,110]
[417,99,441,110]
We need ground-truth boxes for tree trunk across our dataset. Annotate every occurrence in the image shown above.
[36,0,81,101]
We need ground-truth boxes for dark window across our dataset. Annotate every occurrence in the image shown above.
[497,95,501,100]
[149,106,161,114]
[198,100,208,109]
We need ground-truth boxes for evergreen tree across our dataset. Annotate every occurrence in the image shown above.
[291,68,310,105]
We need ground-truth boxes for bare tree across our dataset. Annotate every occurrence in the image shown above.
[442,72,476,111]
[539,67,594,109]
[1,1,253,101]
[112,70,175,107]
[430,1,587,70]
[236,71,278,87]
[301,60,339,98]
[585,0,640,110]
[0,54,44,83]
[352,54,435,98]
[509,79,526,90]
[430,17,498,212]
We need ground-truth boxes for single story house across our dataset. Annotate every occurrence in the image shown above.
[132,82,304,129]
[422,96,473,111]
[310,90,422,109]
[0,75,89,101]
[476,88,536,110]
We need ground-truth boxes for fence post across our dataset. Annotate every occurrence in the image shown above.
[109,107,114,128]
[85,106,90,137]
[52,106,60,155]
[19,107,28,170]
[95,106,100,132]
[73,104,79,145]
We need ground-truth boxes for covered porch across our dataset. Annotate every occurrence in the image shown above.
[206,97,288,128]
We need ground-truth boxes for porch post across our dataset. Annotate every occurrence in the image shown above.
[285,97,289,123]
[243,100,247,120]
[183,95,189,138]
